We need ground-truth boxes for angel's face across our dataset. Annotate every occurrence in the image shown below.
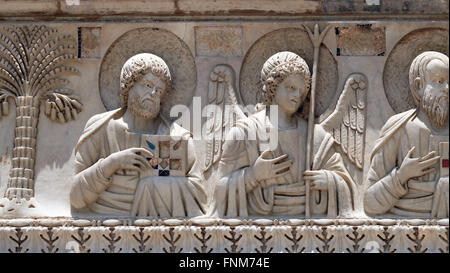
[128,72,167,119]
[420,59,449,128]
[274,74,305,115]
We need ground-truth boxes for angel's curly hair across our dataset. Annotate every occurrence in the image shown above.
[119,53,172,108]
[260,51,311,105]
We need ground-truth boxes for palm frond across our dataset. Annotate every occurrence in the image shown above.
[33,66,79,96]
[29,46,77,92]
[43,91,83,123]
[28,25,48,49]
[31,53,77,85]
[29,33,74,72]
[0,50,22,81]
[0,25,79,99]
[29,35,76,76]
[0,33,26,86]
[3,26,29,75]
[0,65,21,96]
[39,78,70,94]
[29,27,58,61]
[0,78,16,94]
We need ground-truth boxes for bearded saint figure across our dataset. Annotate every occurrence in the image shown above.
[70,53,207,217]
[208,52,357,218]
[364,51,449,218]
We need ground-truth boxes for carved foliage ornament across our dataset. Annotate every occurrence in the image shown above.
[0,25,82,201]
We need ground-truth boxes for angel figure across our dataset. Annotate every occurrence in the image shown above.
[208,51,367,218]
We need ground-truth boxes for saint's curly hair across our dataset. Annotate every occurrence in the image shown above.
[119,53,172,108]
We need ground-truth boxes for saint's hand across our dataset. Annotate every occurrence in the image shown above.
[398,147,440,185]
[101,148,154,178]
[303,170,328,191]
[251,149,294,183]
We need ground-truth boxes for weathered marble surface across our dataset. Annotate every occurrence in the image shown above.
[0,21,445,217]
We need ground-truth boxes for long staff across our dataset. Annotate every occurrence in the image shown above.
[303,24,331,218]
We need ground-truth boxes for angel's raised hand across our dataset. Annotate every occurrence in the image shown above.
[252,149,293,183]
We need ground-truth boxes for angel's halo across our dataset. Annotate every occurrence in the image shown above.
[239,27,338,122]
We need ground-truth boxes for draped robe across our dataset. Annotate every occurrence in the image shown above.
[70,109,207,218]
[209,108,356,218]
[365,109,449,218]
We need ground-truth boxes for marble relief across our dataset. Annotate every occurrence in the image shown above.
[0,24,447,220]
[0,25,82,215]
[0,20,448,253]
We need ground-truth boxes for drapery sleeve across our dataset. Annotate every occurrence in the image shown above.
[319,153,355,218]
[312,129,357,218]
[70,125,112,209]
[431,177,449,218]
[364,128,408,215]
[209,126,260,218]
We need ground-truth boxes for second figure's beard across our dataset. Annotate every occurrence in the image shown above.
[422,91,449,129]
[128,93,160,119]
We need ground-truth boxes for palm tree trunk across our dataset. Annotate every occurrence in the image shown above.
[4,96,40,200]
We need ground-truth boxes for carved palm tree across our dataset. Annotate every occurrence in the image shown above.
[0,25,83,200]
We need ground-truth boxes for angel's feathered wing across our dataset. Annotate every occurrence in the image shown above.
[320,73,368,170]
[204,64,247,171]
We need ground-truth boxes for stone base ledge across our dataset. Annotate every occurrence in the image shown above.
[0,217,448,228]
[0,218,448,253]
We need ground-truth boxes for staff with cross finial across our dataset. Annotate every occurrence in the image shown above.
[303,24,331,218]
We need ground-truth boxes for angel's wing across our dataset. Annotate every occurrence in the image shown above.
[204,64,247,171]
[320,73,368,170]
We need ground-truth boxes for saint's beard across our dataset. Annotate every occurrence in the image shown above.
[128,92,160,119]
[421,90,449,129]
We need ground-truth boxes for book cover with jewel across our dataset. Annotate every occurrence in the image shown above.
[139,134,188,178]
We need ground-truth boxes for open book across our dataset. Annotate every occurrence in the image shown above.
[137,134,188,178]
[422,132,448,181]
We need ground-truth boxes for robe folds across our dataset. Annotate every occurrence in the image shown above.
[71,109,207,218]
[209,108,357,218]
[365,109,449,218]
